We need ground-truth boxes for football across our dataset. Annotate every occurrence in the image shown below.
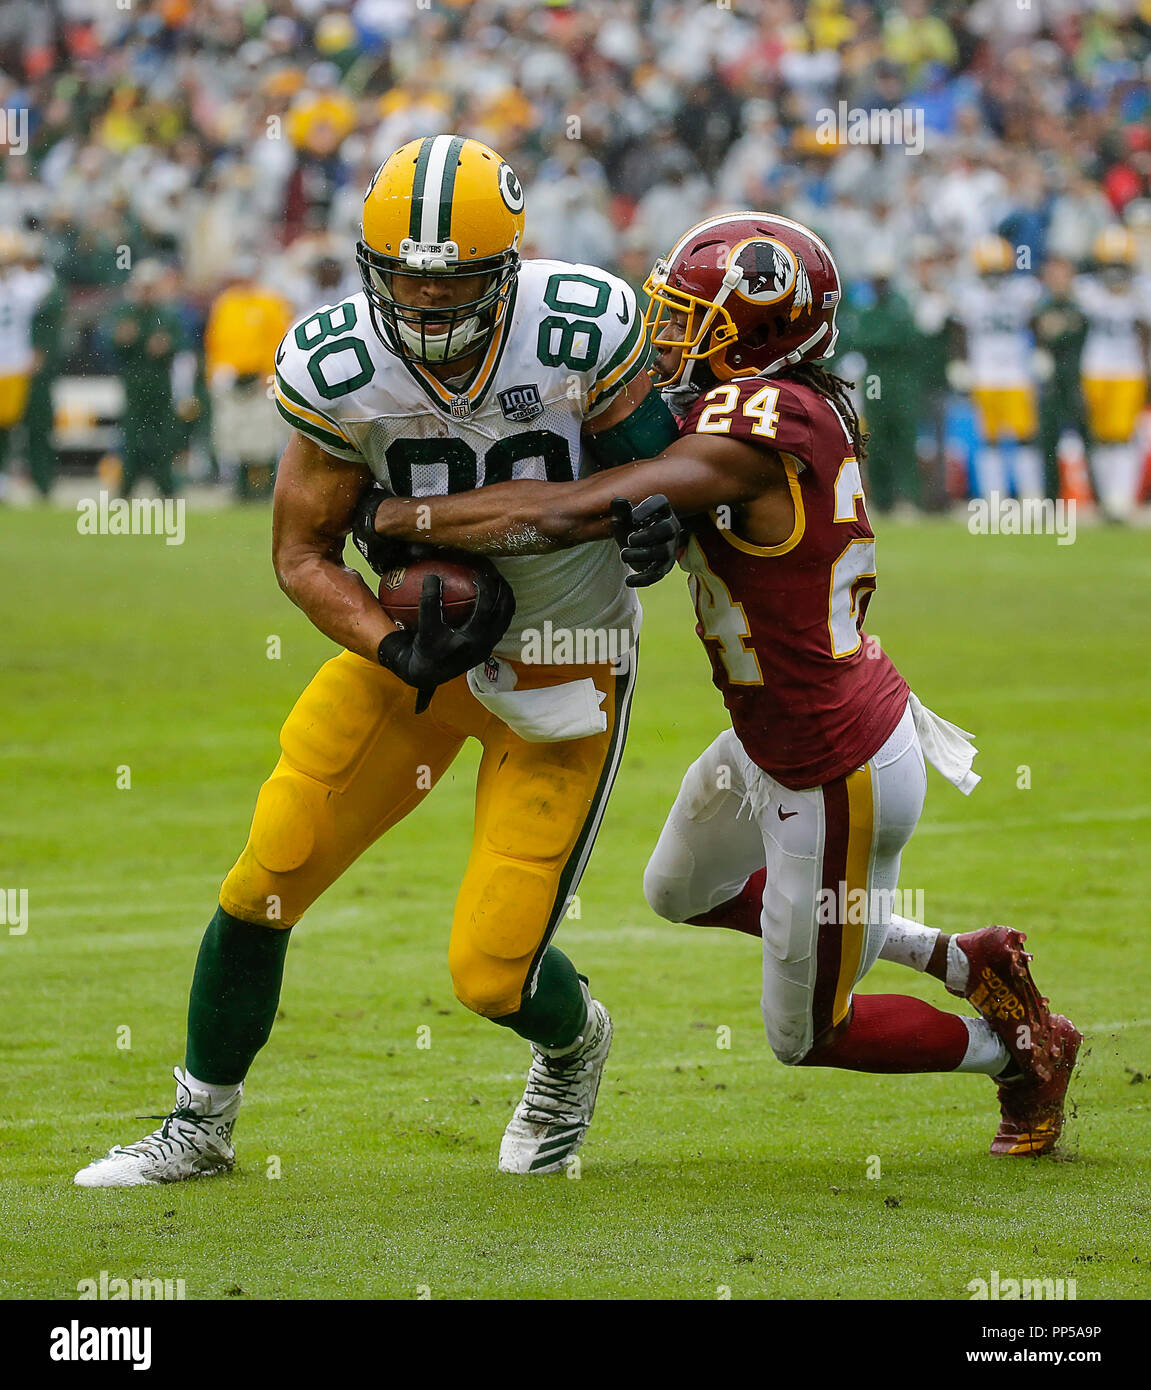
[376,549,490,629]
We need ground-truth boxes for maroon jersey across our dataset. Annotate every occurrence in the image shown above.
[677,374,909,789]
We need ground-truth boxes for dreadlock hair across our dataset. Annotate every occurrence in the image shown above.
[784,362,869,463]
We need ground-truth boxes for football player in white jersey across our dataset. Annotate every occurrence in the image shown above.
[74,135,679,1187]
[949,236,1044,499]
[1074,226,1151,521]
[0,228,52,485]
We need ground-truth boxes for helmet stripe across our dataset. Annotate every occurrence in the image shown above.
[418,134,457,245]
[436,134,466,242]
[408,137,435,240]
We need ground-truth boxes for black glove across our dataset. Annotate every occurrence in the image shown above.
[351,486,433,576]
[377,568,516,714]
[610,495,683,588]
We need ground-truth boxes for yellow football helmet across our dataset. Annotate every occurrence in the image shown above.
[971,235,1015,277]
[357,134,525,366]
[1092,225,1137,267]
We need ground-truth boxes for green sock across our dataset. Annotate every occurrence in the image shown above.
[185,906,292,1085]
[491,945,588,1050]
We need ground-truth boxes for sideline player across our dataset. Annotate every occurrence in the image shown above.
[364,213,1082,1157]
[949,236,1043,501]
[75,136,679,1186]
[1075,226,1151,521]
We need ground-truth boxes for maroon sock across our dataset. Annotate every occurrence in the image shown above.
[686,868,766,938]
[801,994,968,1073]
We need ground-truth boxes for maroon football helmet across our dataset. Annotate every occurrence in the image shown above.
[643,212,842,390]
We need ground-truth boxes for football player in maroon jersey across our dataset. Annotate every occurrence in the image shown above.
[361,212,1081,1158]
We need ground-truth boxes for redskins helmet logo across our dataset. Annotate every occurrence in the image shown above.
[730,238,813,319]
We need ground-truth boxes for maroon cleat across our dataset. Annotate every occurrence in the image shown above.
[990,1014,1082,1157]
[950,926,1057,1080]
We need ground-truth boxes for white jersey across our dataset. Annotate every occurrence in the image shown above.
[274,258,650,660]
[953,275,1041,389]
[1074,274,1150,380]
[0,266,51,375]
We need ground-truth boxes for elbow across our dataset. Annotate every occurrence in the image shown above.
[272,545,305,604]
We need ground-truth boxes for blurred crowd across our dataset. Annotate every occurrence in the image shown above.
[0,0,1149,514]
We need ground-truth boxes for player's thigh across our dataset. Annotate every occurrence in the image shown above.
[448,661,635,1018]
[757,707,924,1063]
[1083,376,1146,441]
[221,651,466,927]
[974,388,1034,441]
[1010,387,1038,440]
[0,374,29,428]
[971,388,1004,441]
[643,728,765,922]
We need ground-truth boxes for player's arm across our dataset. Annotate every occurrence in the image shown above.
[271,429,399,661]
[369,429,789,554]
[944,317,971,391]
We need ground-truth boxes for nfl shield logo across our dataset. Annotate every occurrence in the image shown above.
[449,394,472,419]
[498,384,543,423]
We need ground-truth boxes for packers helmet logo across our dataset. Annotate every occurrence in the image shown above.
[497,161,524,213]
[363,162,384,202]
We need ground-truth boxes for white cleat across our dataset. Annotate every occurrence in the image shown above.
[498,991,613,1175]
[74,1068,241,1187]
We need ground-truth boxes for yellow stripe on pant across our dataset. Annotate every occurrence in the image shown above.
[831,762,875,1027]
[220,649,632,1019]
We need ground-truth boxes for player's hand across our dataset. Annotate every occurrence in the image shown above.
[1030,347,1055,384]
[610,495,683,588]
[377,570,516,713]
[945,359,973,393]
[351,485,433,574]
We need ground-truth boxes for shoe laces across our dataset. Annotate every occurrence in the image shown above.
[521,1026,600,1117]
[115,1105,224,1160]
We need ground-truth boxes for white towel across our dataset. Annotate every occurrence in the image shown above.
[908,692,981,795]
[466,659,607,743]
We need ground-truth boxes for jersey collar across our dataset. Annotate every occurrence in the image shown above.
[399,278,518,417]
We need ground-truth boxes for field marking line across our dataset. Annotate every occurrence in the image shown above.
[915,803,1150,837]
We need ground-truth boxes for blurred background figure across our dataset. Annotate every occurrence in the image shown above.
[949,236,1043,500]
[24,232,65,500]
[204,258,293,500]
[907,238,954,512]
[841,252,923,516]
[1074,228,1151,522]
[0,228,53,500]
[103,260,186,499]
[1031,256,1088,502]
[0,0,1146,519]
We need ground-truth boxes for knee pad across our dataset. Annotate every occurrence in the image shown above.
[449,854,562,1017]
[219,767,331,927]
[642,859,691,922]
[761,1004,815,1067]
[449,940,530,1019]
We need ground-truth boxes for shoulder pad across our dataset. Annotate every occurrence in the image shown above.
[273,297,373,460]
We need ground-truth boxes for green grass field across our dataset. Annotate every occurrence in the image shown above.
[1,504,1148,1301]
